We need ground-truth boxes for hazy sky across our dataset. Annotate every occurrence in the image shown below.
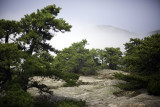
[0,0,160,51]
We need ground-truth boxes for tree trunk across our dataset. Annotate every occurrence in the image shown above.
[5,33,9,43]
[6,68,11,80]
[28,44,34,55]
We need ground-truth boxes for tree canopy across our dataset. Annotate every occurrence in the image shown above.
[98,47,122,70]
[115,34,160,96]
[52,39,97,75]
[0,19,21,43]
[18,4,71,55]
[0,4,72,106]
[122,34,160,74]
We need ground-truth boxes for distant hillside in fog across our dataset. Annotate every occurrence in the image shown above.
[147,30,160,36]
[51,25,145,52]
[96,25,138,36]
[84,25,142,52]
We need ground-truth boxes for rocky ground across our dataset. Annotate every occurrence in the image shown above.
[28,69,160,107]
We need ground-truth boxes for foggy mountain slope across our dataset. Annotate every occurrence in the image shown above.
[90,25,142,51]
[147,29,160,36]
[96,25,138,36]
[50,25,142,52]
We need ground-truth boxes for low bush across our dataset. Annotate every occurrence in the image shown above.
[34,95,86,107]
[116,83,142,90]
[57,99,86,107]
[147,79,160,96]
[114,72,160,96]
[64,79,78,87]
[80,67,97,76]
[0,84,34,107]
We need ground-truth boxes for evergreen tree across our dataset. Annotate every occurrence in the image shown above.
[100,47,122,70]
[18,4,71,55]
[53,39,97,75]
[122,38,142,72]
[0,4,72,106]
[123,34,160,74]
[114,34,160,95]
[0,19,21,43]
[0,19,22,93]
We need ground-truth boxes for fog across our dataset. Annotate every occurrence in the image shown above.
[0,0,160,52]
[50,24,144,52]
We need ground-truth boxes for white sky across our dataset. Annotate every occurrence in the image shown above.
[0,0,160,52]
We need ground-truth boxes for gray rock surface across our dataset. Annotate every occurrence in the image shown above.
[28,69,160,107]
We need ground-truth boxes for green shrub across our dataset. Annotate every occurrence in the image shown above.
[114,73,147,82]
[81,67,97,75]
[34,95,86,107]
[114,72,160,96]
[114,34,160,96]
[0,84,34,107]
[51,70,79,81]
[147,80,160,96]
[64,80,78,87]
[61,71,79,80]
[34,95,55,107]
[100,63,108,69]
[50,70,79,87]
[59,71,79,87]
[114,73,149,90]
[116,83,141,90]
[113,72,126,80]
[58,99,86,107]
